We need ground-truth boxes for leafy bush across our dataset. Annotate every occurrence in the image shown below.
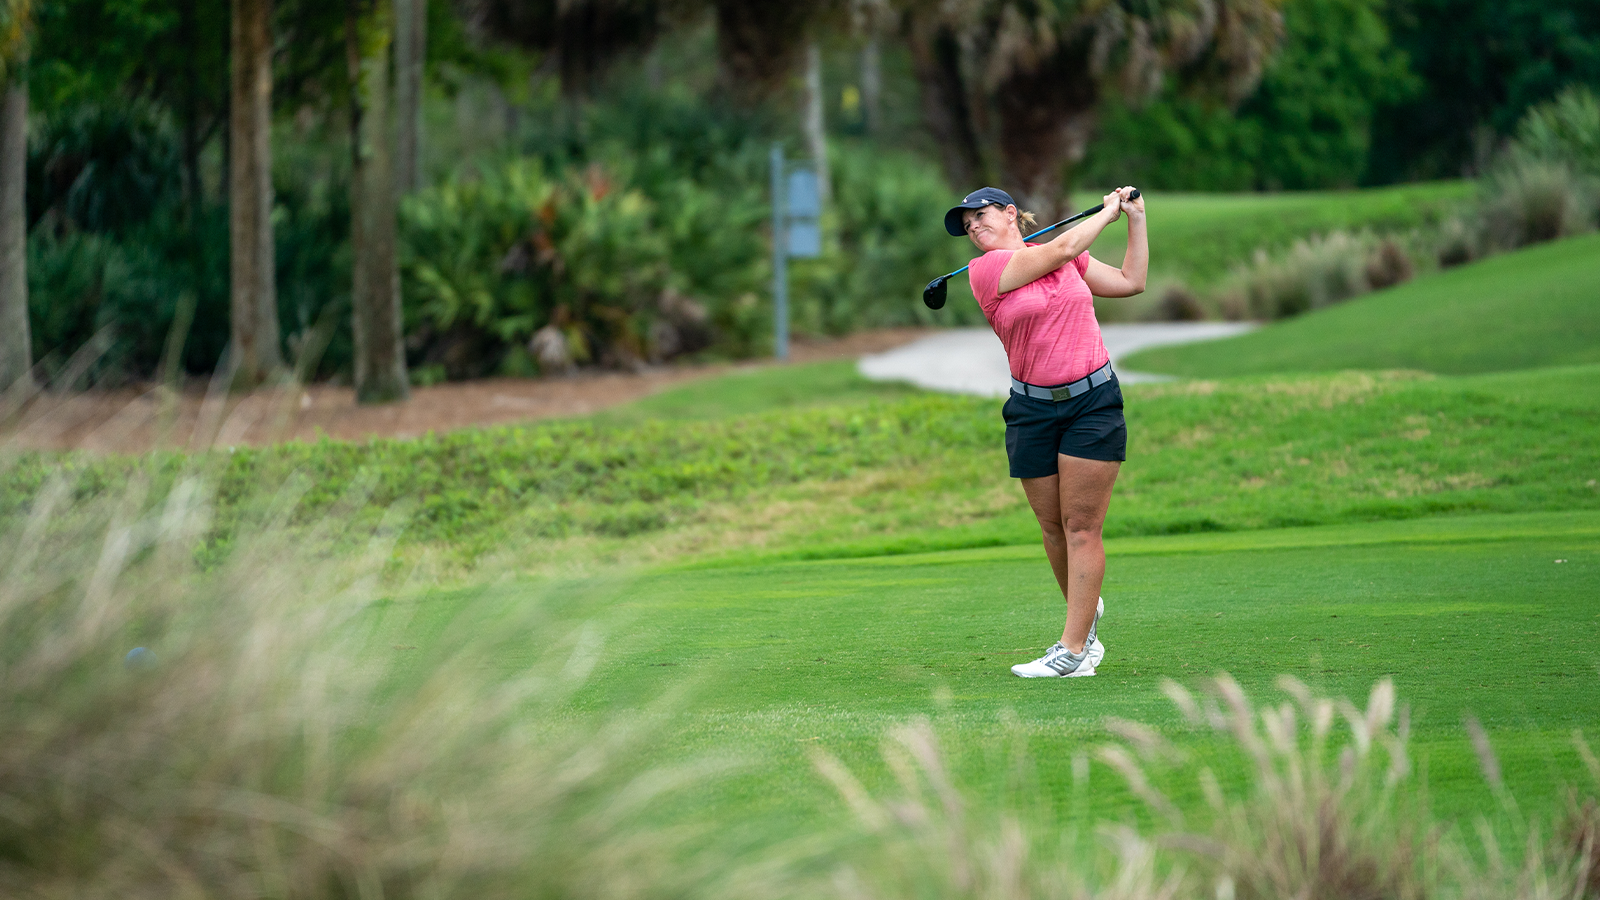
[27,206,232,385]
[24,104,355,384]
[27,102,183,236]
[1508,86,1600,178]
[402,124,983,373]
[790,142,983,334]
[401,159,735,378]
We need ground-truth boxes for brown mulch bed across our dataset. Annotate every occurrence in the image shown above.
[1,328,934,453]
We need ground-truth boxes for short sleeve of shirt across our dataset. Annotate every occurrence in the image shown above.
[1073,252,1091,277]
[966,249,1014,311]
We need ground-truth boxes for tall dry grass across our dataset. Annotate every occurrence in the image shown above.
[0,458,718,899]
[1212,230,1429,321]
[811,677,1600,900]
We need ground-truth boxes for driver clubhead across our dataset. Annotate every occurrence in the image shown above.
[923,277,948,310]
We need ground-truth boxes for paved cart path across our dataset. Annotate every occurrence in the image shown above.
[858,323,1257,397]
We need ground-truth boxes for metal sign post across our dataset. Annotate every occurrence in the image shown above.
[771,143,821,361]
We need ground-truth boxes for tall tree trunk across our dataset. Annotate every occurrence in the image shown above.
[346,0,409,404]
[905,22,991,190]
[179,0,202,213]
[393,0,425,193]
[860,38,880,136]
[992,47,1098,220]
[229,0,283,386]
[0,74,29,391]
[802,41,829,205]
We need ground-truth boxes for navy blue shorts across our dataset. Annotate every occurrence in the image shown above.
[1001,375,1127,478]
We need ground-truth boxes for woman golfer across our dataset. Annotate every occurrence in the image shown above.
[945,185,1147,677]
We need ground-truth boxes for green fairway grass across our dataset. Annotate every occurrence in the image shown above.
[1082,180,1470,289]
[1123,232,1600,377]
[385,510,1600,835]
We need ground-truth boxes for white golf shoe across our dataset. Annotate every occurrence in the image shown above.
[1012,597,1105,678]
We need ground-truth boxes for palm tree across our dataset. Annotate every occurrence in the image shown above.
[229,0,284,387]
[0,0,30,392]
[393,0,424,193]
[899,0,1284,215]
[347,0,409,403]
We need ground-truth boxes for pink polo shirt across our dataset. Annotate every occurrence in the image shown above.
[968,244,1110,386]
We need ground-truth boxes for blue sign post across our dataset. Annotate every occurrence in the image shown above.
[771,143,821,361]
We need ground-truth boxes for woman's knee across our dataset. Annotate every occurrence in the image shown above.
[1037,516,1068,545]
[1064,516,1104,547]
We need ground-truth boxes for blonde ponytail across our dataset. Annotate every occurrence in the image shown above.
[1016,209,1037,230]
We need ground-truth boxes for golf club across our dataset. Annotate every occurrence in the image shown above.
[923,188,1141,309]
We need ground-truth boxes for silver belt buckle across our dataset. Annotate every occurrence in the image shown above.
[1050,383,1076,402]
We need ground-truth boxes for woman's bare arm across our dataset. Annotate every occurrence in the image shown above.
[1083,192,1147,298]
[997,189,1129,294]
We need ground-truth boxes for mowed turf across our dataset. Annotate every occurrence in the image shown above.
[1124,232,1600,377]
[387,510,1600,834]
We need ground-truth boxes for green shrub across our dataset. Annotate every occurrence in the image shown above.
[401,159,738,377]
[1510,86,1600,178]
[520,82,775,357]
[790,142,983,334]
[27,102,182,236]
[24,104,356,384]
[26,207,232,385]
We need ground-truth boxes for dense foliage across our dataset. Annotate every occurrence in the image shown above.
[1368,0,1600,183]
[1081,0,1416,190]
[12,0,1600,385]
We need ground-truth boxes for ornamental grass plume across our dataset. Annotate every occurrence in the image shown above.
[809,678,1600,900]
[0,457,710,899]
[810,719,1184,900]
[1148,675,1424,900]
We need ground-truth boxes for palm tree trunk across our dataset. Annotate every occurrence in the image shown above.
[905,23,990,190]
[860,38,880,136]
[179,0,202,213]
[0,74,30,391]
[346,0,409,404]
[229,0,283,386]
[802,42,829,205]
[393,0,425,193]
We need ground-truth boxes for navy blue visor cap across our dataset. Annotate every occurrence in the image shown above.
[944,187,1016,236]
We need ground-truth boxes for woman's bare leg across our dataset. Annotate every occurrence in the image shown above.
[1019,455,1120,653]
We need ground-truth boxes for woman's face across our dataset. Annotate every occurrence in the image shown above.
[961,203,1017,251]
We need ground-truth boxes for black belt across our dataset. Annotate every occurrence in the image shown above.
[1010,361,1115,401]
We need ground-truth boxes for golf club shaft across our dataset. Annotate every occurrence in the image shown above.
[940,189,1141,281]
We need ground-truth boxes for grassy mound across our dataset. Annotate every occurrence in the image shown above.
[1122,231,1600,376]
[5,364,1597,572]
